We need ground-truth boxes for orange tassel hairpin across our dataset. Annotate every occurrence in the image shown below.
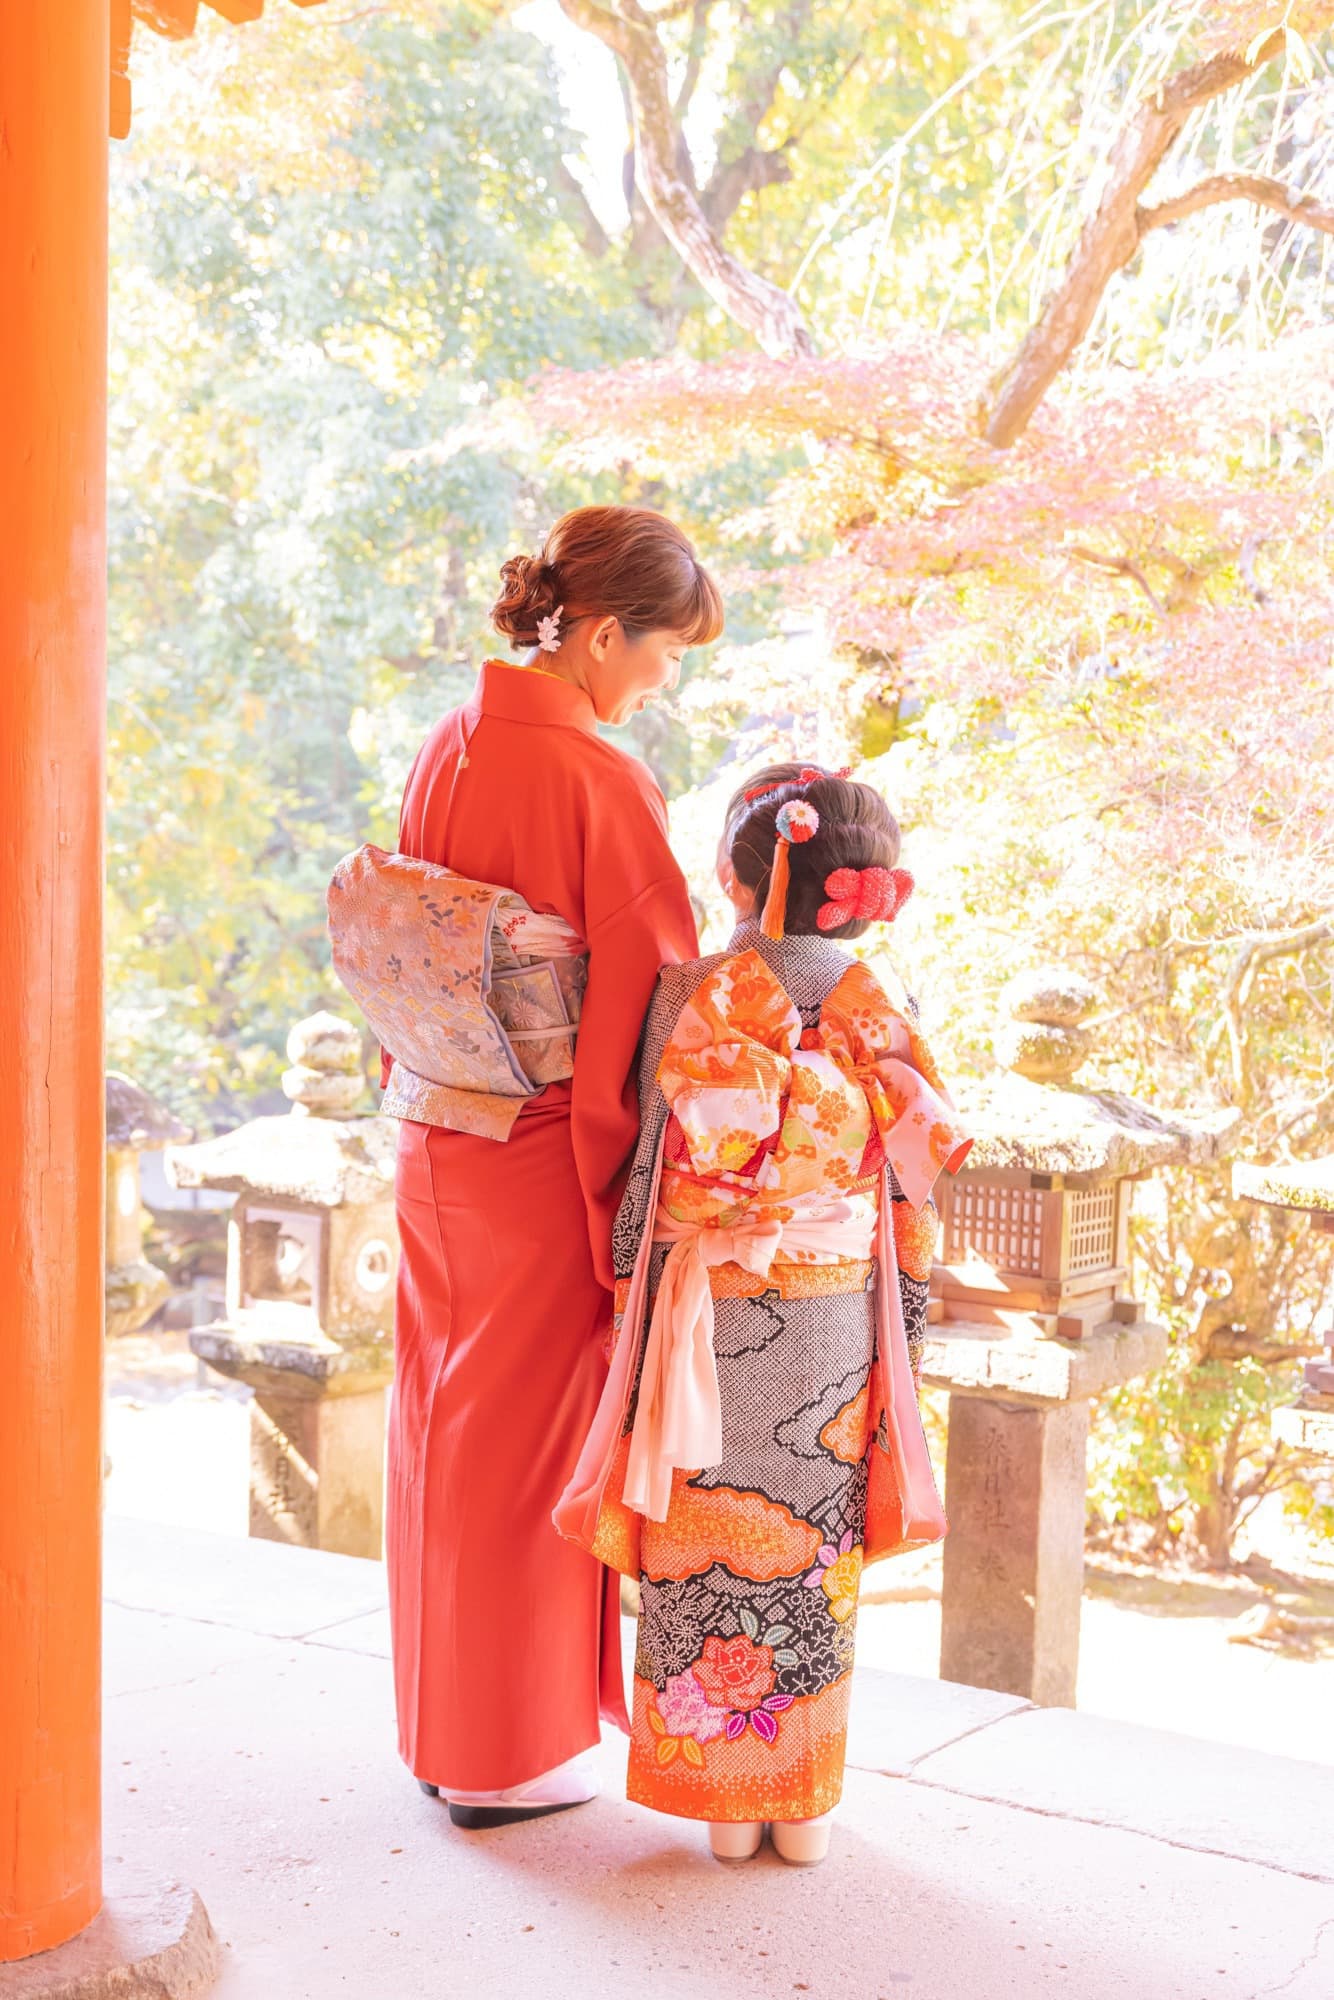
[760,800,820,940]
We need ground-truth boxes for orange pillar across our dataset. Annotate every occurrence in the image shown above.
[0,2,109,1962]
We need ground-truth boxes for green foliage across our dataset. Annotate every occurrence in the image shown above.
[109,7,648,1120]
[110,1,1334,1565]
[1089,1343,1314,1568]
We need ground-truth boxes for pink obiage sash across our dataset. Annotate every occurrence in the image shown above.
[623,1199,876,1521]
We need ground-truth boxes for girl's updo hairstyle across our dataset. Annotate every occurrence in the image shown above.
[725,763,903,942]
[491,504,724,649]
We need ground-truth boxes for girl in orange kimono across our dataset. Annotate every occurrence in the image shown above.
[385,507,722,1828]
[557,764,971,1866]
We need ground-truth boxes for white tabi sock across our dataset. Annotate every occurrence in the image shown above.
[444,1755,598,1810]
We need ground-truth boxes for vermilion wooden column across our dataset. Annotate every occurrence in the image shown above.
[0,2,109,1962]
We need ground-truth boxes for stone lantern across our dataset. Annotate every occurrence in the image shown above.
[105,1072,190,1338]
[922,970,1236,1706]
[1233,1158,1334,1457]
[167,1012,397,1559]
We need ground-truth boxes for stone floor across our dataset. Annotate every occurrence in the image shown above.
[105,1380,1334,1768]
[95,1516,1334,2000]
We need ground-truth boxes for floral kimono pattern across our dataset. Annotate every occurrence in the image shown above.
[555,925,970,1825]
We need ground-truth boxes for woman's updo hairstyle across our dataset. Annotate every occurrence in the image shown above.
[491,505,724,649]
[725,763,904,942]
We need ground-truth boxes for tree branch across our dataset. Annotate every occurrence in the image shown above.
[699,0,812,231]
[672,0,711,120]
[1138,171,1334,240]
[1239,533,1269,607]
[986,34,1284,449]
[700,141,796,231]
[552,157,612,260]
[1064,543,1167,617]
[557,0,815,357]
[1223,919,1333,1106]
[1260,1080,1334,1145]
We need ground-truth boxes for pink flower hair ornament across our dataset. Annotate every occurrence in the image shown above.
[817,865,913,932]
[775,799,819,844]
[535,604,564,653]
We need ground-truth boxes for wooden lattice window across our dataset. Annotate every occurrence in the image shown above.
[1066,1185,1117,1273]
[945,1181,1045,1276]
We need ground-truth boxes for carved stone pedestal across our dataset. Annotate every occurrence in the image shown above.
[923,1316,1168,1707]
[940,1396,1088,1707]
[191,1327,389,1558]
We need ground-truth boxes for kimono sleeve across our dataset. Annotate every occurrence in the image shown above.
[570,776,698,1290]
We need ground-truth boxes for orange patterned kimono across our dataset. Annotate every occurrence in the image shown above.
[556,928,970,1823]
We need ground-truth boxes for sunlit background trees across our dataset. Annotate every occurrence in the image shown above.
[109,0,1333,1566]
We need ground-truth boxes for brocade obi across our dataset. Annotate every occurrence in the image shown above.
[328,843,587,1141]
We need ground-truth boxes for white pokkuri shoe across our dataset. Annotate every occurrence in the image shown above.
[709,1819,765,1861]
[770,1812,833,1866]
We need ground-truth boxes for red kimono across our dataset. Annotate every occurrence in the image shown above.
[387,658,698,1791]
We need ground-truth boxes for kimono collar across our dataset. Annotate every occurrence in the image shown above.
[476,656,600,737]
[727,918,851,975]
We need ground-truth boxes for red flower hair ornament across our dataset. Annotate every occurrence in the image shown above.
[743,765,850,806]
[817,865,914,932]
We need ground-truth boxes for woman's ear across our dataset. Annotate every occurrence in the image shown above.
[587,614,619,658]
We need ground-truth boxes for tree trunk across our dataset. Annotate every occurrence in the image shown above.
[1192,1495,1236,1569]
[556,0,815,358]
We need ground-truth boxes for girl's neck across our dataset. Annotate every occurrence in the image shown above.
[729,917,848,956]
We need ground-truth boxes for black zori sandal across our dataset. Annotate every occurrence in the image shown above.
[446,1798,590,1831]
[416,1778,592,1828]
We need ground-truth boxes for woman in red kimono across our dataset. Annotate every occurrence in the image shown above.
[386,506,722,1828]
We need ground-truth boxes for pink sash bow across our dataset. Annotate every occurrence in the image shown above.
[622,1200,875,1521]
